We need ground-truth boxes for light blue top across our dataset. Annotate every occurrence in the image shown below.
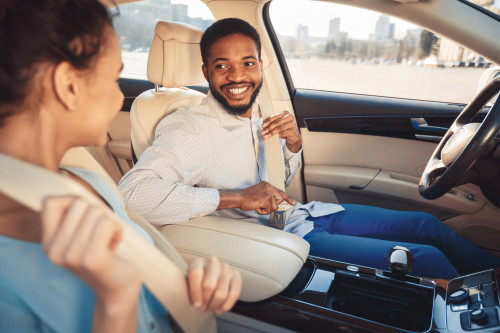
[0,168,173,333]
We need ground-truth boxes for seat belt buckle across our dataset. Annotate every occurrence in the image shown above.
[268,203,293,230]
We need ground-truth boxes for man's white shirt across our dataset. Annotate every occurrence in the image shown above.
[119,92,344,237]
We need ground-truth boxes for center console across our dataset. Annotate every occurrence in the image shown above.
[446,270,500,332]
[233,255,500,333]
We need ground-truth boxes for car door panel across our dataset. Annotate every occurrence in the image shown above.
[294,89,489,221]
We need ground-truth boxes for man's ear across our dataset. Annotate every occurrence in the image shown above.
[202,64,209,82]
[53,61,79,111]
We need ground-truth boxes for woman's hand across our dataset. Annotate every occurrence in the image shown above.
[41,196,141,332]
[187,257,242,315]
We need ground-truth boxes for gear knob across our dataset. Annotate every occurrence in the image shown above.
[388,246,413,276]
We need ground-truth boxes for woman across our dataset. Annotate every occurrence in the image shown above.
[0,0,241,332]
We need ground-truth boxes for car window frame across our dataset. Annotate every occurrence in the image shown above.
[459,0,500,21]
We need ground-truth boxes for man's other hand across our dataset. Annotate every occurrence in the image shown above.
[261,111,302,153]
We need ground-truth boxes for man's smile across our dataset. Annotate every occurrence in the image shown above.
[228,86,248,95]
[222,83,254,100]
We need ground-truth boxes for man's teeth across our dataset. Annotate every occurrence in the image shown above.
[229,87,248,95]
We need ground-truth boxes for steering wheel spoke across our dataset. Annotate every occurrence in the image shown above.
[428,159,446,176]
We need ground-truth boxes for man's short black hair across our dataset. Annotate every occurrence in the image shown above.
[200,18,261,65]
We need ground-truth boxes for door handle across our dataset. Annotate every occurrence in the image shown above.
[411,118,448,136]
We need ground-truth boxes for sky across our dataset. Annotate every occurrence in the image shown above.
[171,0,420,40]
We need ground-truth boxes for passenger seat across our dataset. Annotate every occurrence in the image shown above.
[130,21,206,161]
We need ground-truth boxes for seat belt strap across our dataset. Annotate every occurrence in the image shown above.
[259,78,293,230]
[0,153,216,333]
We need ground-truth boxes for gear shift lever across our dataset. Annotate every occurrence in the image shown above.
[388,246,413,278]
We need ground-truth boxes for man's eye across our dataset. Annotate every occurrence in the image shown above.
[245,62,255,67]
[215,64,228,69]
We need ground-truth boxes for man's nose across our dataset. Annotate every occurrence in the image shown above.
[227,66,245,82]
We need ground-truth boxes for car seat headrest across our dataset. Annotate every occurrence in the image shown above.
[147,21,206,88]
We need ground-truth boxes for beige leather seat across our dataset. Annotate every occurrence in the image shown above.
[131,21,206,160]
[130,21,310,302]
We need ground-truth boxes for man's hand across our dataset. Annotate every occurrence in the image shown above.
[218,181,295,215]
[261,111,302,153]
[187,257,242,315]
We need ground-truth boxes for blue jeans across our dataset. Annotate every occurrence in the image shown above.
[303,204,500,279]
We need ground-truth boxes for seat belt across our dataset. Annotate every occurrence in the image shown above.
[0,153,216,333]
[259,78,293,230]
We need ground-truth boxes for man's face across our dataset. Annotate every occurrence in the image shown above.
[202,34,263,117]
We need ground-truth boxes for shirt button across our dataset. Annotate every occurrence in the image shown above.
[150,322,156,330]
[199,213,205,217]
[168,219,172,223]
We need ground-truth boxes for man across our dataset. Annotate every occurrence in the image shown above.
[119,18,500,279]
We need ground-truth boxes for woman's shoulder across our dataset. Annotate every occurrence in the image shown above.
[62,167,109,190]
[61,167,154,243]
[60,167,121,207]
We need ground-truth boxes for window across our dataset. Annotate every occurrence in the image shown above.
[464,0,500,17]
[269,0,498,103]
[114,0,214,79]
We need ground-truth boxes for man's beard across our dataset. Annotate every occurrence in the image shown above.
[209,79,263,116]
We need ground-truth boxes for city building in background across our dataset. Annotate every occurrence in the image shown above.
[328,18,347,43]
[369,15,395,45]
[114,0,213,51]
[295,24,309,41]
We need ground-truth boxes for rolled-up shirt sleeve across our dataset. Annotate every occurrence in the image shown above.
[119,114,220,225]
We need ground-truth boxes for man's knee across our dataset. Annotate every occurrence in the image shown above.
[412,212,447,236]
[412,245,459,278]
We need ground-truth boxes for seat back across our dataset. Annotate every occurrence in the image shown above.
[131,21,206,159]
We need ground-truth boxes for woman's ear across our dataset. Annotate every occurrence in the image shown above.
[52,62,80,111]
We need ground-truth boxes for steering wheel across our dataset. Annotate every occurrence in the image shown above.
[419,77,500,199]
